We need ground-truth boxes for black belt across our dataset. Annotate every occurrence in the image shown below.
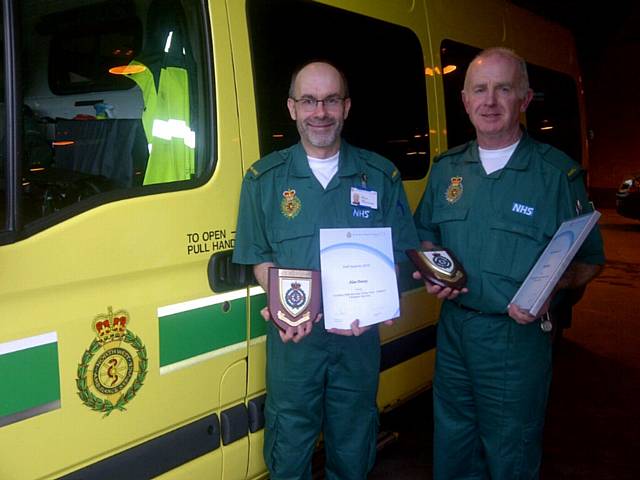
[453,301,484,314]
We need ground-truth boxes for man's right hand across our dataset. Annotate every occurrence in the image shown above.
[413,240,468,300]
[412,270,468,300]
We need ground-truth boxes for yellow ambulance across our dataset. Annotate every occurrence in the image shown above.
[0,0,586,478]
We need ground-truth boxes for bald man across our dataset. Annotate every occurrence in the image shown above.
[233,61,418,479]
[413,48,604,479]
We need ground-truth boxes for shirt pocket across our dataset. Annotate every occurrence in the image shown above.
[431,206,469,247]
[483,218,546,282]
[269,224,316,269]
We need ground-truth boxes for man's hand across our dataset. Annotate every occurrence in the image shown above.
[507,295,552,324]
[412,270,468,300]
[507,303,537,324]
[413,240,468,300]
[328,319,372,336]
[260,307,322,343]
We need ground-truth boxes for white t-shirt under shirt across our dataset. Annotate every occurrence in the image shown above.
[308,152,339,189]
[479,140,520,175]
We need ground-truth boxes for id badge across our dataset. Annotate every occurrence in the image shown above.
[350,187,378,209]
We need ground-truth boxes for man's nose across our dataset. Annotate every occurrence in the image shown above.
[484,90,497,105]
[313,100,328,113]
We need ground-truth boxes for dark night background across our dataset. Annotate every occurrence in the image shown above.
[512,0,640,206]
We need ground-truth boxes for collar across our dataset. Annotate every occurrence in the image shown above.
[462,130,533,171]
[289,140,360,178]
[503,131,533,171]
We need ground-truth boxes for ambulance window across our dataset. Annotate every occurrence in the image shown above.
[0,3,5,232]
[5,0,213,237]
[247,0,430,180]
[47,13,142,95]
[439,40,480,149]
[527,66,582,164]
[441,39,582,162]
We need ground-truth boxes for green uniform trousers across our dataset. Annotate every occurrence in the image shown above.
[264,322,380,480]
[434,301,552,480]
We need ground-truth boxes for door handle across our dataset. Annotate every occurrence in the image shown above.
[208,250,256,292]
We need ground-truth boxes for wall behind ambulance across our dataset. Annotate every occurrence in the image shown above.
[513,0,640,208]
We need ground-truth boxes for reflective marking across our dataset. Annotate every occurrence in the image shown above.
[158,287,264,317]
[249,286,265,296]
[0,332,57,355]
[151,119,196,149]
[164,31,174,53]
[158,288,266,373]
[160,341,245,375]
[158,290,246,317]
[0,333,60,426]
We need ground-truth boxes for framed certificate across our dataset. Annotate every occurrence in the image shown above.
[319,227,399,329]
[510,211,601,316]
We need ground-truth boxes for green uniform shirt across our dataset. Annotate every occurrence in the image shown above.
[414,133,605,313]
[233,140,418,270]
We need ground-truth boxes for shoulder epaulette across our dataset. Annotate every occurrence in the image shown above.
[244,148,289,180]
[359,149,400,181]
[433,141,472,163]
[537,142,583,180]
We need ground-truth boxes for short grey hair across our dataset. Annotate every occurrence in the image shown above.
[463,47,530,99]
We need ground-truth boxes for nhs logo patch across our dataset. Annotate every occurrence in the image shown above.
[352,208,370,219]
[512,202,534,216]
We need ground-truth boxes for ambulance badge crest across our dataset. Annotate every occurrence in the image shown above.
[281,189,301,219]
[76,307,148,416]
[446,177,463,203]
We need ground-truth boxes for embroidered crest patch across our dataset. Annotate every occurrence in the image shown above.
[281,189,301,219]
[446,177,463,203]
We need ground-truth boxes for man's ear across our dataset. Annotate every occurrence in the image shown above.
[343,97,352,120]
[520,88,534,112]
[287,97,297,120]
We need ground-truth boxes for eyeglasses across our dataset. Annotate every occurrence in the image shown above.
[291,95,346,112]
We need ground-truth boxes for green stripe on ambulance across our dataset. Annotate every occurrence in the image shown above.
[0,332,60,427]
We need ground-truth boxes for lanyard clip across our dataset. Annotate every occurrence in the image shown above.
[360,173,368,188]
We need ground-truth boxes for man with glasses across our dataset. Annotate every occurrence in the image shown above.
[233,60,418,479]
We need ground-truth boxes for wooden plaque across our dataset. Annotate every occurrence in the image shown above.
[268,268,322,331]
[407,248,467,289]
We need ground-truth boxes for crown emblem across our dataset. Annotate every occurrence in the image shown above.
[93,306,130,345]
[77,306,147,416]
[280,188,302,219]
[446,176,464,204]
[290,281,301,290]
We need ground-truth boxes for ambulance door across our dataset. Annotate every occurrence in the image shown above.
[223,1,270,476]
[0,1,251,479]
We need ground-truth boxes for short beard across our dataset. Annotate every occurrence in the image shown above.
[298,117,343,148]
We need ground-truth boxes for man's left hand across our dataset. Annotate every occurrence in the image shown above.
[327,319,367,336]
[508,296,552,324]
